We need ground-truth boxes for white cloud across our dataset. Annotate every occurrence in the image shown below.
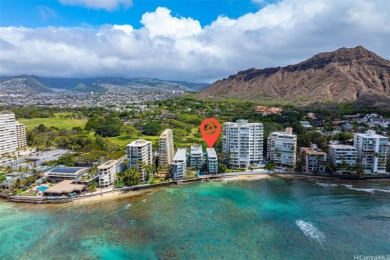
[141,7,202,38]
[59,0,132,11]
[1,0,389,82]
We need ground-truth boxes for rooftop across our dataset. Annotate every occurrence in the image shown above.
[160,129,172,138]
[301,147,327,156]
[329,144,357,149]
[48,167,87,175]
[44,180,87,194]
[355,130,388,139]
[174,148,187,161]
[206,148,217,158]
[97,160,117,169]
[127,139,151,147]
[191,145,203,154]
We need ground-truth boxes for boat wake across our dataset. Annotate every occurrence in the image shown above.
[316,182,338,188]
[295,220,325,245]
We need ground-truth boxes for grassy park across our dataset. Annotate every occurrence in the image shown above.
[19,112,87,130]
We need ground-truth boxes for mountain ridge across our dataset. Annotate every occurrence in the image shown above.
[198,46,390,106]
[0,75,208,94]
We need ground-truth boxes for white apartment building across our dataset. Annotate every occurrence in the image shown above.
[206,148,218,174]
[222,120,263,168]
[172,148,187,179]
[328,145,358,166]
[15,122,27,148]
[0,111,18,163]
[189,145,203,169]
[126,139,153,182]
[267,127,297,167]
[301,144,327,174]
[159,129,174,173]
[354,130,388,174]
[97,160,117,187]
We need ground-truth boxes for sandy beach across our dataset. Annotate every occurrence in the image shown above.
[215,173,271,182]
[75,189,157,204]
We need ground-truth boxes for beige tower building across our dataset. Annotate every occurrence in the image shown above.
[159,129,174,173]
[15,122,27,148]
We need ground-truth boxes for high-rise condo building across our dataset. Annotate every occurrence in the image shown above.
[172,148,187,179]
[328,145,358,167]
[267,127,297,167]
[15,122,27,148]
[354,130,388,174]
[126,139,153,182]
[300,144,327,174]
[159,129,174,173]
[189,145,203,169]
[206,148,218,174]
[0,111,18,162]
[222,120,263,168]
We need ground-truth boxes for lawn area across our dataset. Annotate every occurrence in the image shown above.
[108,134,160,148]
[19,112,87,130]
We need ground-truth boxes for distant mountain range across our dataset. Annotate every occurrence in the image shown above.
[197,46,390,106]
[0,75,208,95]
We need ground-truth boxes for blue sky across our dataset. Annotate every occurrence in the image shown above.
[0,0,266,28]
[0,0,389,82]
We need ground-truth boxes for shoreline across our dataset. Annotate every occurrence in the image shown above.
[2,172,389,205]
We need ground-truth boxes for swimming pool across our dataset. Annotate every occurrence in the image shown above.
[37,186,48,192]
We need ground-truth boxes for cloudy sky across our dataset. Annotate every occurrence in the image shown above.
[0,0,389,82]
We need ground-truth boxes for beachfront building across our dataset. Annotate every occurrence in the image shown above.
[354,130,388,174]
[328,145,358,167]
[159,129,174,173]
[172,148,187,179]
[127,139,153,182]
[15,122,27,149]
[189,145,203,169]
[97,160,117,187]
[46,166,89,182]
[267,127,297,167]
[300,144,327,174]
[222,120,263,168]
[206,148,218,174]
[0,111,18,163]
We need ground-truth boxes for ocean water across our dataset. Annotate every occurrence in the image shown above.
[1,177,389,259]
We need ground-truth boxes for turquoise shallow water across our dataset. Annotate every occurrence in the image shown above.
[1,177,389,259]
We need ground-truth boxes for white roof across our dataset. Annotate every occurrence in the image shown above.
[355,130,387,139]
[191,145,202,154]
[127,139,151,147]
[206,148,217,158]
[174,148,187,161]
[329,144,356,149]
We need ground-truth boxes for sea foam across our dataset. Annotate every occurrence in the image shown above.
[296,220,326,244]
[316,182,338,188]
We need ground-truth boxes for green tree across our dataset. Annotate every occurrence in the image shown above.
[142,122,161,136]
[88,182,98,192]
[119,168,141,186]
[95,125,121,137]
[57,153,76,166]
[265,162,275,171]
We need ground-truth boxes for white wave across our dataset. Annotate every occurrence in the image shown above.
[348,187,390,193]
[316,182,338,187]
[295,220,325,244]
[342,184,353,188]
[124,204,131,209]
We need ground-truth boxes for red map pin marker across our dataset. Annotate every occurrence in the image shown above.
[200,118,221,148]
